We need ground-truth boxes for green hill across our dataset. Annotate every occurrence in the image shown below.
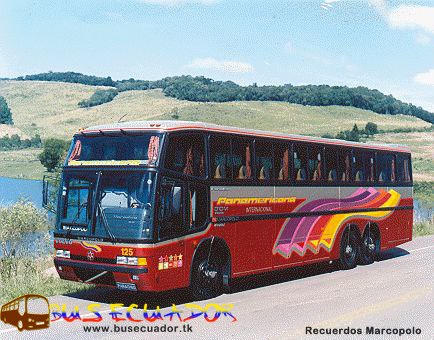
[0,80,432,181]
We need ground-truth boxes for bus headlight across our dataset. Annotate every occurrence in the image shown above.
[56,250,70,258]
[116,256,147,266]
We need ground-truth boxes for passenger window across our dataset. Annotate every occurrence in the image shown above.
[255,140,273,181]
[339,149,351,182]
[274,143,290,181]
[294,144,308,182]
[210,135,232,179]
[377,153,395,183]
[397,154,412,183]
[352,151,365,182]
[365,152,375,183]
[309,145,324,181]
[165,134,205,177]
[232,138,253,180]
[325,147,338,182]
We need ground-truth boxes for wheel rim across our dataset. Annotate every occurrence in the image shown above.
[344,232,356,264]
[196,259,221,297]
[364,235,375,254]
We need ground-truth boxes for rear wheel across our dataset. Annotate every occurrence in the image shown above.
[339,226,360,270]
[359,223,380,265]
[191,255,224,301]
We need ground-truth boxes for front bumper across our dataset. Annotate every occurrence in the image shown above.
[54,258,152,291]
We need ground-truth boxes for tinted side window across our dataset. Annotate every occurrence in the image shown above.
[294,144,308,182]
[255,140,273,181]
[377,153,396,184]
[352,151,365,182]
[325,147,339,182]
[397,154,412,183]
[232,138,253,180]
[210,135,232,179]
[274,143,290,181]
[165,134,205,177]
[364,152,375,183]
[309,144,324,182]
[339,148,352,183]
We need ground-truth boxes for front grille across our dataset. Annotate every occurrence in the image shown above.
[70,254,117,264]
[74,267,116,286]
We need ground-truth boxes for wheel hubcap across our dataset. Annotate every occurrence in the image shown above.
[345,245,353,254]
[364,237,375,251]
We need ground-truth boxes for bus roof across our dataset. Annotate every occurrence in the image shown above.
[79,120,411,153]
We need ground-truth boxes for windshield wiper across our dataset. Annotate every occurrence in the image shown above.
[97,202,117,244]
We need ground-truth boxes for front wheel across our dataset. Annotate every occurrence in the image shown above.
[339,227,360,270]
[191,256,224,301]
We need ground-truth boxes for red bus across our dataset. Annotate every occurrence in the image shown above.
[0,295,50,331]
[48,121,413,300]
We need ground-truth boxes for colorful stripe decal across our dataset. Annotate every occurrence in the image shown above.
[81,241,102,252]
[273,188,401,258]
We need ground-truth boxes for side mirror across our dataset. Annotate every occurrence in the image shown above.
[42,175,58,214]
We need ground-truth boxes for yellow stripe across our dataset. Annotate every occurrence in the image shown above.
[318,190,400,250]
[68,160,145,166]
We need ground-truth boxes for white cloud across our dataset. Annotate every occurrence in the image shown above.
[137,0,217,6]
[321,0,340,10]
[187,58,254,73]
[414,69,434,86]
[388,5,434,34]
[371,1,434,35]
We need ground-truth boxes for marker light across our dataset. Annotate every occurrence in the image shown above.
[56,250,70,258]
[116,256,147,266]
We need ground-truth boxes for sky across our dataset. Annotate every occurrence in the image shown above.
[1,0,434,111]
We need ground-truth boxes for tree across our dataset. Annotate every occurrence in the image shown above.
[365,122,378,136]
[0,96,13,124]
[39,138,69,172]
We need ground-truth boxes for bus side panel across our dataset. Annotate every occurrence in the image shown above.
[211,186,275,276]
[153,241,186,291]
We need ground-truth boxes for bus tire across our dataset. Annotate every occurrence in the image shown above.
[17,320,23,332]
[338,226,360,270]
[190,254,224,301]
[359,223,380,265]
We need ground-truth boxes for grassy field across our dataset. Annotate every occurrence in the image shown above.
[0,80,433,182]
[0,148,46,179]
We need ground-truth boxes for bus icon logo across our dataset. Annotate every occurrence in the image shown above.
[0,294,50,332]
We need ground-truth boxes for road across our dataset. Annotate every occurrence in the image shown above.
[1,235,433,340]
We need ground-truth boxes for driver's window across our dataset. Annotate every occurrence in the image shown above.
[158,180,185,239]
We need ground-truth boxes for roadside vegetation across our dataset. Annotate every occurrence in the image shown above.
[413,222,434,237]
[0,96,13,124]
[78,88,119,108]
[0,133,42,150]
[39,138,69,172]
[0,200,88,304]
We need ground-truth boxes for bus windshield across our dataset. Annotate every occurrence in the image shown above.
[59,170,155,240]
[67,134,161,166]
[26,297,48,315]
